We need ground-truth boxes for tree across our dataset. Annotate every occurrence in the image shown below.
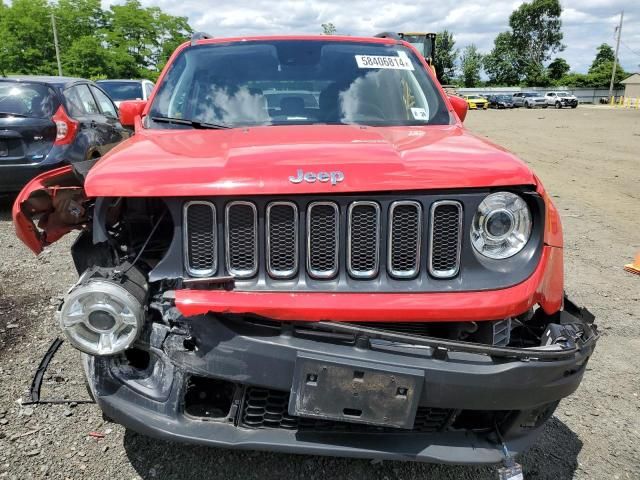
[547,57,570,80]
[484,32,523,85]
[460,45,483,87]
[485,0,563,86]
[433,30,457,84]
[321,23,336,35]
[0,0,57,75]
[0,0,190,79]
[0,1,9,76]
[589,43,615,73]
[509,0,564,71]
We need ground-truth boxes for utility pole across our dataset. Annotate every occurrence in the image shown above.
[51,13,63,76]
[608,10,623,101]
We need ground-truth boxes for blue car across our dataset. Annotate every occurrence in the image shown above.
[0,76,129,193]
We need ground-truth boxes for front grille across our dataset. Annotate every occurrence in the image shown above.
[429,201,462,278]
[388,201,422,278]
[183,197,464,283]
[225,202,258,278]
[307,202,339,279]
[240,387,454,433]
[184,201,217,276]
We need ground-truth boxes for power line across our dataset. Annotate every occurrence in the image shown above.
[620,40,640,58]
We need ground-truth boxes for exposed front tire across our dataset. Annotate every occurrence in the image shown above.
[555,102,562,109]
[525,102,532,109]
[571,104,578,109]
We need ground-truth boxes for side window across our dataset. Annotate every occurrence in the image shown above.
[144,82,154,98]
[63,86,86,117]
[75,84,100,114]
[90,86,117,118]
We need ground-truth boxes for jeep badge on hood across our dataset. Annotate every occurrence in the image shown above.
[289,169,344,186]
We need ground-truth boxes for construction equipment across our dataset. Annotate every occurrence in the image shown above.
[375,32,437,67]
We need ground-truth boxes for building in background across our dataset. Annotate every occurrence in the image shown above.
[621,74,640,99]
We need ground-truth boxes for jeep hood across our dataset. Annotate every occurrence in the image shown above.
[85,124,536,197]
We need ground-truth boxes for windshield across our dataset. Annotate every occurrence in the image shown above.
[149,40,450,128]
[497,96,512,101]
[98,81,143,101]
[558,92,570,96]
[525,93,542,97]
[0,81,59,118]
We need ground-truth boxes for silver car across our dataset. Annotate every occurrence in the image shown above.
[512,92,548,109]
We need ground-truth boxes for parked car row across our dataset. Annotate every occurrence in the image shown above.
[0,76,153,193]
[462,92,579,110]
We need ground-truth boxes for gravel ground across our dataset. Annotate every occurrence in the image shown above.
[0,106,638,480]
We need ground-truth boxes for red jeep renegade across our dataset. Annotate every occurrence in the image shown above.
[13,34,598,465]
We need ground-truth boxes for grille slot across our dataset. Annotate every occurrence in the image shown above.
[388,201,422,278]
[266,202,299,278]
[225,202,258,278]
[184,201,217,276]
[429,201,462,278]
[240,387,454,432]
[347,202,380,278]
[306,202,339,279]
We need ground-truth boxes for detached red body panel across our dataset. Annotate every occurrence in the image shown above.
[176,246,564,322]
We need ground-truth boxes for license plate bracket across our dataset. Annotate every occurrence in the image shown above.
[289,353,423,429]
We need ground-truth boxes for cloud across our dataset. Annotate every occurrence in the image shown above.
[107,0,640,74]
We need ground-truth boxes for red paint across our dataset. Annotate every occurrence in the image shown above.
[118,100,147,128]
[85,125,536,197]
[448,95,468,123]
[12,165,75,254]
[176,246,563,322]
[534,177,563,248]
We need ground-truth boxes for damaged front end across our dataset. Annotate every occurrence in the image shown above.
[13,168,599,464]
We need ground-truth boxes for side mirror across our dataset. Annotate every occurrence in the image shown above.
[118,100,147,128]
[448,95,468,123]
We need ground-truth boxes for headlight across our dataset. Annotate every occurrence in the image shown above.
[471,192,532,259]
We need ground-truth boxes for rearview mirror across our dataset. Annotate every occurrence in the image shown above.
[448,95,468,123]
[118,100,147,128]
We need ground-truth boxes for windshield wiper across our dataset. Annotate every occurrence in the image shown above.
[0,112,29,118]
[150,116,231,130]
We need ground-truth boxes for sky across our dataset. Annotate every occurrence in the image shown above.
[105,0,639,74]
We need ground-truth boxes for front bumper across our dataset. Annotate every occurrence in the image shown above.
[84,298,597,464]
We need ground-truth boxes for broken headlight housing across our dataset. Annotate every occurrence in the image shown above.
[471,192,532,259]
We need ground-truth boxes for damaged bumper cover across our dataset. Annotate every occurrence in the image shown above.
[83,297,597,464]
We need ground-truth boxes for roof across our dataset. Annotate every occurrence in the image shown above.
[621,73,640,85]
[96,79,151,83]
[192,34,399,47]
[2,75,86,88]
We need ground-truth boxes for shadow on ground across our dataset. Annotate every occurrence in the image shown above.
[0,195,15,220]
[123,417,581,480]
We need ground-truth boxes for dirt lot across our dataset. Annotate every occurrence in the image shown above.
[0,106,638,480]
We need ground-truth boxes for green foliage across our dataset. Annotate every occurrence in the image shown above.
[589,44,615,73]
[0,0,192,80]
[484,0,563,86]
[321,23,336,35]
[433,30,457,84]
[459,44,483,87]
[547,57,570,80]
[556,44,628,88]
[484,32,522,86]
